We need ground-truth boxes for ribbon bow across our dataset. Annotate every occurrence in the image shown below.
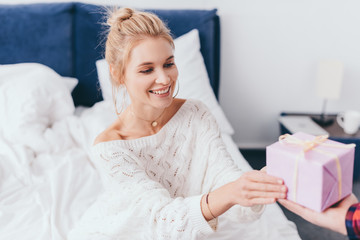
[279,134,329,152]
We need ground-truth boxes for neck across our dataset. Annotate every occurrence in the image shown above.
[129,104,166,129]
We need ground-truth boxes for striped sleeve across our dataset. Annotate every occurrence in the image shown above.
[346,203,360,240]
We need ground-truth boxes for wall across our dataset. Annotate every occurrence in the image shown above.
[2,0,360,147]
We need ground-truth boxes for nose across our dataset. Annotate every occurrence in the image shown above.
[155,69,170,85]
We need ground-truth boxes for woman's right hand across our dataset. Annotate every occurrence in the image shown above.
[201,167,287,221]
[230,168,287,207]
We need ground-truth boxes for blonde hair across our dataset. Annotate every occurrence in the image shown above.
[104,7,174,114]
[105,7,174,83]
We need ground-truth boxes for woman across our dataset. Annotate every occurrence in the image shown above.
[69,7,287,239]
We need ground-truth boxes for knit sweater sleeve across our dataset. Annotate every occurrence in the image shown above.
[81,144,215,240]
[193,100,265,223]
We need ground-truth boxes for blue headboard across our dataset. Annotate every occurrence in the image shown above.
[0,2,220,107]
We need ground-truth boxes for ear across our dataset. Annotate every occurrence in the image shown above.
[109,64,123,85]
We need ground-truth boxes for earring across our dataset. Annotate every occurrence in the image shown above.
[113,85,126,116]
[122,85,128,110]
[173,80,180,98]
[113,86,121,116]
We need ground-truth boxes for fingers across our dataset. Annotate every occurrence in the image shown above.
[338,193,359,207]
[277,199,306,215]
[245,181,287,193]
[245,170,283,185]
[242,182,287,199]
[246,190,286,199]
[277,199,317,221]
[236,190,286,207]
[277,198,321,226]
[236,196,277,206]
[250,197,277,205]
[232,170,288,207]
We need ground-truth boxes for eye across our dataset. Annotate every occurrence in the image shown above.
[139,68,153,74]
[164,62,175,68]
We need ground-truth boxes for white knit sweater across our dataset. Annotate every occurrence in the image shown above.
[68,99,264,240]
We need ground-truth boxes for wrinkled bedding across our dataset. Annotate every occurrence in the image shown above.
[0,100,112,239]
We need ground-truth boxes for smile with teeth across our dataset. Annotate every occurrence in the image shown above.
[149,86,171,95]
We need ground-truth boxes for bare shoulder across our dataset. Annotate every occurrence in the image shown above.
[93,127,122,146]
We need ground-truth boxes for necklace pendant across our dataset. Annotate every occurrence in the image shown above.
[151,121,158,127]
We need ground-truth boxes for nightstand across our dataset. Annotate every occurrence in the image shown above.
[280,112,360,181]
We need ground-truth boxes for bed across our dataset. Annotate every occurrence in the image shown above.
[0,2,301,239]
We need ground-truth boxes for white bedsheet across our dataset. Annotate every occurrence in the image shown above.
[0,100,300,240]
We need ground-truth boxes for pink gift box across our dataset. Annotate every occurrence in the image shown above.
[266,132,355,212]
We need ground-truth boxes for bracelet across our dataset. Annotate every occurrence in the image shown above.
[206,193,216,219]
[200,194,205,217]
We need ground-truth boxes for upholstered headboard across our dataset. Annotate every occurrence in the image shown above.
[0,2,220,106]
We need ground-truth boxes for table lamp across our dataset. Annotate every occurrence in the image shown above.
[312,59,343,126]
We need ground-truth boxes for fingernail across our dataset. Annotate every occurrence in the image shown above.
[277,179,283,184]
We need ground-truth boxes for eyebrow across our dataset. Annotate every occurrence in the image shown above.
[137,56,174,67]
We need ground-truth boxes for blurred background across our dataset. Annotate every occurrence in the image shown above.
[2,0,360,148]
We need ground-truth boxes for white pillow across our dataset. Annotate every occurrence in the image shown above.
[0,63,77,152]
[63,76,80,92]
[95,29,234,135]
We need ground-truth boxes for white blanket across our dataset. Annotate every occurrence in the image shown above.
[0,100,300,240]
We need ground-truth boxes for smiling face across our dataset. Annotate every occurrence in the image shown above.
[123,37,178,110]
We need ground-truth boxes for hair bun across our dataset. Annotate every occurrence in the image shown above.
[107,7,134,27]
